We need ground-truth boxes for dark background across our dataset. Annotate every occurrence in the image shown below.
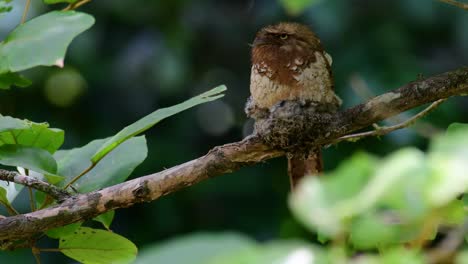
[0,0,467,262]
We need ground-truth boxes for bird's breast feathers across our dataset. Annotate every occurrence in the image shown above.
[250,51,339,109]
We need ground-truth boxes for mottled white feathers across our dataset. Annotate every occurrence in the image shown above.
[250,51,340,109]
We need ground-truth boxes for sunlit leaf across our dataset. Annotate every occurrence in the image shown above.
[349,212,402,250]
[0,115,64,153]
[93,210,115,229]
[91,85,226,164]
[337,148,427,219]
[46,223,82,239]
[456,251,468,264]
[379,248,425,264]
[0,11,94,73]
[59,227,137,264]
[289,152,377,236]
[209,240,326,264]
[427,123,468,206]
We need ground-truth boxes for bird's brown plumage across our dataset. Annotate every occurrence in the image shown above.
[248,22,341,189]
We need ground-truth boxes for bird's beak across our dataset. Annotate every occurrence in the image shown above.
[253,37,268,47]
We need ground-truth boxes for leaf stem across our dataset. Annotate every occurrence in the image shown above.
[63,0,92,11]
[28,187,36,211]
[20,0,31,24]
[32,246,41,264]
[63,163,95,190]
[25,169,36,212]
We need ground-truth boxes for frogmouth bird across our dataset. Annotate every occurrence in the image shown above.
[246,22,341,189]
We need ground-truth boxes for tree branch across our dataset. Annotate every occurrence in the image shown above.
[426,219,468,263]
[333,99,446,143]
[437,0,468,10]
[0,67,466,245]
[0,170,71,203]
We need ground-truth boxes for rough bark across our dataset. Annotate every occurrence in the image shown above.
[0,170,70,202]
[0,67,467,246]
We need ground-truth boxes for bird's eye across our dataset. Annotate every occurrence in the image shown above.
[279,34,288,40]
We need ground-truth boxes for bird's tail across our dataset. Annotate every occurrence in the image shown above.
[287,149,323,190]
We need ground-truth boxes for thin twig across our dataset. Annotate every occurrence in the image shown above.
[0,170,71,202]
[32,246,41,264]
[20,0,31,24]
[426,220,468,264]
[334,99,446,144]
[28,187,36,211]
[63,0,92,11]
[437,0,468,10]
[349,73,441,138]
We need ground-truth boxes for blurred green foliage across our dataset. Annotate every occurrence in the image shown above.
[0,0,467,262]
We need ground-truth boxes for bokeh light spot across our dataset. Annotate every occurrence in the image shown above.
[44,68,87,108]
[197,100,234,136]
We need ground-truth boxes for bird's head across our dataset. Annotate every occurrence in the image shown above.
[252,22,323,53]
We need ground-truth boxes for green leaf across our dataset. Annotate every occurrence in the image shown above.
[93,211,115,229]
[91,85,226,164]
[0,144,62,205]
[46,223,82,239]
[59,227,137,264]
[338,148,427,219]
[440,200,465,226]
[0,11,94,74]
[0,115,64,153]
[427,123,468,206]
[0,2,12,14]
[209,240,326,264]
[279,0,321,15]
[290,148,430,240]
[240,241,323,264]
[456,251,468,264]
[55,136,147,192]
[0,72,31,89]
[289,152,377,236]
[135,232,255,264]
[445,123,468,134]
[0,180,21,206]
[380,248,425,264]
[0,145,57,174]
[349,212,401,250]
[0,115,29,131]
